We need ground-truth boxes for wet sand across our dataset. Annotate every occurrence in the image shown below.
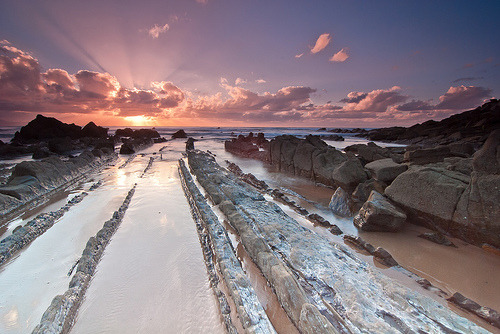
[71,156,224,333]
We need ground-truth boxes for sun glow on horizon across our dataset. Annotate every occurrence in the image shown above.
[124,115,157,126]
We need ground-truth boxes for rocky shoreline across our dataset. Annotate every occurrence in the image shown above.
[0,181,102,266]
[186,149,489,333]
[224,100,500,250]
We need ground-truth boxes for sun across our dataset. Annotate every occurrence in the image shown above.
[124,115,155,126]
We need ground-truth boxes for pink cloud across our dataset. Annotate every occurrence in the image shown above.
[148,23,170,38]
[342,86,408,113]
[330,48,349,62]
[310,33,331,54]
[295,53,304,59]
[74,70,120,98]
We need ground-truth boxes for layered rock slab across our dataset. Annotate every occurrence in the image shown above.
[188,150,489,334]
[179,159,275,334]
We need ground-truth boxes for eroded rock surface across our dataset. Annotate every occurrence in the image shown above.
[188,150,489,333]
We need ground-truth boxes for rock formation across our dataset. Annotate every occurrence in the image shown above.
[353,191,407,232]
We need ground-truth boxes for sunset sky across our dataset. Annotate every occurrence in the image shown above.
[1,0,499,127]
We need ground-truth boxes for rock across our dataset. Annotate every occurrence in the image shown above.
[81,122,108,138]
[452,130,500,247]
[329,187,353,217]
[472,129,500,174]
[404,145,455,164]
[385,166,469,225]
[130,128,160,139]
[13,114,82,141]
[443,157,473,176]
[48,137,76,154]
[353,191,406,232]
[373,247,399,267]
[311,147,347,185]
[418,232,456,247]
[331,158,368,191]
[447,292,500,329]
[343,235,376,254]
[358,99,500,148]
[322,134,344,141]
[115,128,134,137]
[119,142,135,154]
[224,133,268,161]
[482,244,500,256]
[32,148,52,159]
[365,158,408,183]
[307,213,332,227]
[352,178,387,203]
[172,129,187,139]
[119,138,153,154]
[344,142,400,163]
[186,137,195,151]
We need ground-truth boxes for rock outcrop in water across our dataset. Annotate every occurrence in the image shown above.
[2,115,114,158]
[224,132,269,160]
[223,101,499,250]
[186,150,490,333]
[265,134,368,191]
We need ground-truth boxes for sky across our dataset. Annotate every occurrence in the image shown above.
[0,0,499,127]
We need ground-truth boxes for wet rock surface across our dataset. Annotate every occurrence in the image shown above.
[329,187,353,217]
[179,159,276,334]
[188,149,489,333]
[418,232,456,247]
[448,292,500,329]
[0,149,116,219]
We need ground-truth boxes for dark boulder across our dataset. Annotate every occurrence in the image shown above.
[186,138,195,151]
[115,128,135,137]
[13,114,82,141]
[81,122,108,138]
[172,129,187,139]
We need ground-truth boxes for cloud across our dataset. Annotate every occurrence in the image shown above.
[75,70,120,98]
[0,41,494,126]
[435,85,491,110]
[148,23,170,38]
[310,33,331,54]
[330,48,349,62]
[196,0,208,4]
[452,77,484,83]
[235,77,246,85]
[295,53,304,59]
[462,63,474,69]
[394,85,492,114]
[341,86,408,113]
